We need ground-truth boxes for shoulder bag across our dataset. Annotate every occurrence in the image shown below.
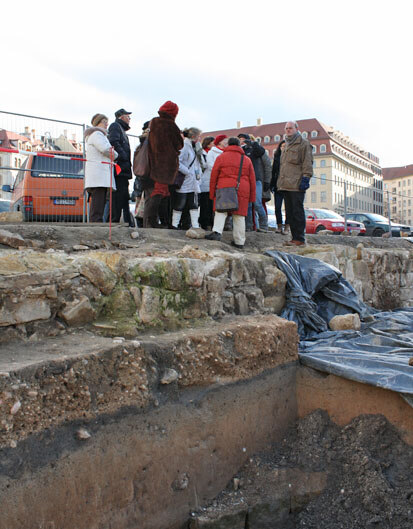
[172,153,197,189]
[215,155,244,212]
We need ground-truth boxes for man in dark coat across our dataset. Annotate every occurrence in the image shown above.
[108,108,133,225]
[238,133,268,232]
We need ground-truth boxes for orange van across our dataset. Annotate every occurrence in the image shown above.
[3,152,85,222]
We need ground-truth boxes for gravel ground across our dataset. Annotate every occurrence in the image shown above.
[193,410,413,528]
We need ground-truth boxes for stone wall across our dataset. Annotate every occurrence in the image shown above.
[301,243,413,309]
[0,246,287,342]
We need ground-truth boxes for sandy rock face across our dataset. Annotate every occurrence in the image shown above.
[329,313,361,331]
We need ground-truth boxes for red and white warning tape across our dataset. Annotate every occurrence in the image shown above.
[0,147,121,174]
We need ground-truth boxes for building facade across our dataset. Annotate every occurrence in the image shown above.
[205,118,383,215]
[382,165,413,225]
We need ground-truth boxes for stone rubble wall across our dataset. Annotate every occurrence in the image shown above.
[1,243,412,342]
[304,244,413,309]
[0,246,287,341]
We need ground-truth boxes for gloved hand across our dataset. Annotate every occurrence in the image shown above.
[263,181,271,193]
[299,176,310,191]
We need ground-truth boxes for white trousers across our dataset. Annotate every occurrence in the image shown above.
[212,212,246,245]
[172,208,200,229]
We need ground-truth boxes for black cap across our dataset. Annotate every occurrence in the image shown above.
[142,121,150,130]
[237,133,250,140]
[115,108,132,119]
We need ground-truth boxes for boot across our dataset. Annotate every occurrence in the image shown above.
[205,231,221,241]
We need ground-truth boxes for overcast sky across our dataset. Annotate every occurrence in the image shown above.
[2,0,412,167]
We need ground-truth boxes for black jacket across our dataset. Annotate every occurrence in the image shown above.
[108,118,132,179]
[242,140,265,182]
[271,140,285,192]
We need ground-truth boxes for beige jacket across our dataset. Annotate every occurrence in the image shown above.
[277,134,313,191]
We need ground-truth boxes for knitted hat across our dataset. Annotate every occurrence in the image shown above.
[91,113,107,127]
[214,134,227,146]
[158,101,179,118]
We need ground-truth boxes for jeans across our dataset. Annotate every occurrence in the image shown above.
[274,191,286,227]
[246,180,268,230]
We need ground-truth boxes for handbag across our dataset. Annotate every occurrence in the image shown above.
[133,138,150,178]
[215,155,244,212]
[172,153,197,189]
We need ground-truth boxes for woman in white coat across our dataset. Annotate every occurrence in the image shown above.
[171,127,202,229]
[84,113,117,222]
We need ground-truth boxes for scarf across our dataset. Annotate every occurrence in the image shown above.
[285,131,300,145]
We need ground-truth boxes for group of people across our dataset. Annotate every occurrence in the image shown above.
[84,102,313,247]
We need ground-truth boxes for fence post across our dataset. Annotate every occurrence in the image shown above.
[343,181,347,231]
[82,123,87,223]
[387,190,392,237]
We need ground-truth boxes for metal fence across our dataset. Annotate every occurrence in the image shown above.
[1,110,412,236]
[0,110,140,224]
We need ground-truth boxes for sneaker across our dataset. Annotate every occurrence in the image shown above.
[274,228,282,234]
[257,227,269,233]
[231,241,244,249]
[205,231,222,241]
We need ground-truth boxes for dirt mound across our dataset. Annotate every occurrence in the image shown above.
[190,410,413,528]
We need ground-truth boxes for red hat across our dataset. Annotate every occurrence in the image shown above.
[158,100,179,118]
[214,134,227,146]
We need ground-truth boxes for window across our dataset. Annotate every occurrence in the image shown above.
[256,137,261,144]
[313,161,316,168]
[274,134,281,142]
[320,160,326,168]
[312,145,317,154]
[320,174,326,185]
[320,191,327,202]
[320,144,326,153]
[264,136,270,144]
[311,192,316,203]
[302,131,308,139]
[311,130,318,138]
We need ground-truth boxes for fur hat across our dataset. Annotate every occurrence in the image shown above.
[214,134,227,146]
[91,113,107,127]
[158,101,179,118]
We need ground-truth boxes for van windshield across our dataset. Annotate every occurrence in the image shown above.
[31,157,84,178]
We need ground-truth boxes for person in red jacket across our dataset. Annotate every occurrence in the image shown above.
[206,137,256,249]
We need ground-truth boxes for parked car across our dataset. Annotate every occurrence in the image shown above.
[2,152,85,222]
[0,199,11,212]
[304,208,364,235]
[346,213,411,237]
[344,219,366,235]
